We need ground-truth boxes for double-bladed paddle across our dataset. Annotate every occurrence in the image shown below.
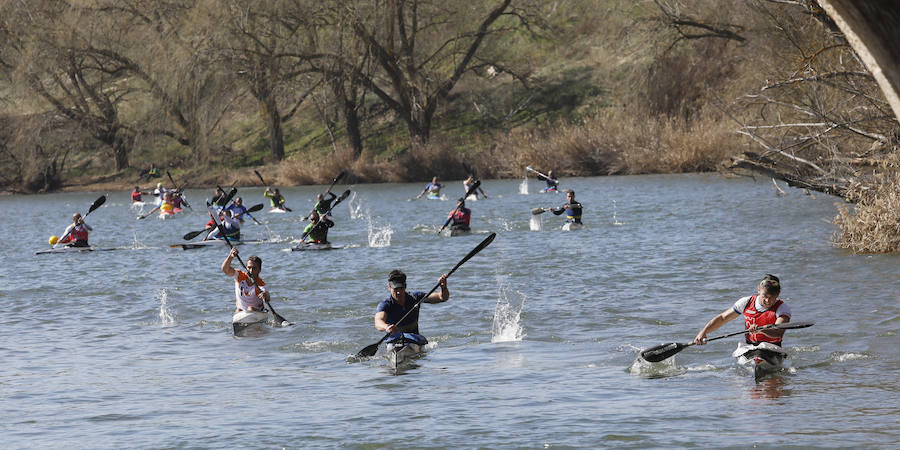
[525,165,551,180]
[639,321,815,363]
[207,201,292,328]
[54,195,106,247]
[437,181,480,235]
[300,190,351,242]
[531,207,549,215]
[355,232,497,358]
[182,204,263,240]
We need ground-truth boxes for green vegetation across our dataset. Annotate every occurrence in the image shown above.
[1,0,898,252]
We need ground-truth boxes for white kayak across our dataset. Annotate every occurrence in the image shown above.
[35,246,116,255]
[385,333,428,370]
[733,342,788,380]
[268,207,288,213]
[232,309,269,335]
[562,222,583,231]
[290,242,335,251]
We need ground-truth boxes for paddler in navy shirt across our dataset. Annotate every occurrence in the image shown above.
[549,189,583,224]
[374,270,449,335]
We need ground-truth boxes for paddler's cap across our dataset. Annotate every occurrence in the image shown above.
[760,274,781,293]
[388,270,406,289]
[157,182,162,188]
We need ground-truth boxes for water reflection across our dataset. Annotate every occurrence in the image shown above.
[749,375,792,400]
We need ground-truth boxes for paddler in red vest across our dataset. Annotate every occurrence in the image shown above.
[693,274,792,346]
[131,186,150,203]
[447,199,471,233]
[59,213,93,247]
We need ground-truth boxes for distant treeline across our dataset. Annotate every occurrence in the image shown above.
[2,1,900,252]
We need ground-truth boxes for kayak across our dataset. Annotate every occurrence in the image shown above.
[449,227,471,237]
[232,309,269,335]
[290,242,335,251]
[35,246,117,255]
[269,207,288,213]
[385,333,428,370]
[426,193,441,200]
[170,239,264,250]
[541,187,558,193]
[562,222,583,231]
[733,342,788,380]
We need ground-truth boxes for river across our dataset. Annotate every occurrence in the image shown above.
[3,173,897,448]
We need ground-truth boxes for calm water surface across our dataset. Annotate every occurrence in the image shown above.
[2,174,898,449]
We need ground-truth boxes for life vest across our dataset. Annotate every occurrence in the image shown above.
[450,207,471,227]
[62,224,89,243]
[234,271,265,311]
[742,295,784,345]
[131,191,142,202]
[161,202,174,212]
[564,202,583,223]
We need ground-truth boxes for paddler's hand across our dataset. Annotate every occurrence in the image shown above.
[228,247,239,259]
[692,332,707,345]
[438,274,448,287]
[385,324,398,334]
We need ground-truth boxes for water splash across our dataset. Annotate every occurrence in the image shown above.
[157,289,176,327]
[348,192,363,220]
[627,354,685,378]
[519,173,529,195]
[529,214,543,231]
[131,231,150,249]
[366,209,393,247]
[491,276,525,342]
[612,200,625,225]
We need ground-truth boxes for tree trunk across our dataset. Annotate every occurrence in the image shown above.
[260,95,285,161]
[342,97,364,157]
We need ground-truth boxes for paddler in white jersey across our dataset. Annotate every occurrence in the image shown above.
[221,248,269,313]
[205,209,241,241]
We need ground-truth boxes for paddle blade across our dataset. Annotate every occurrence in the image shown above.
[332,171,346,185]
[531,207,547,215]
[247,203,264,213]
[446,232,495,276]
[88,195,107,215]
[640,342,689,363]
[183,229,206,240]
[356,341,381,358]
[254,169,266,185]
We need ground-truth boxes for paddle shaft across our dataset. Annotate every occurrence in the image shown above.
[57,195,106,246]
[209,203,290,326]
[438,181,480,234]
[525,166,551,180]
[357,232,496,357]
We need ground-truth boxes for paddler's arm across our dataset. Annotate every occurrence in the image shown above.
[424,274,449,303]
[221,248,238,277]
[693,309,739,345]
[374,311,398,334]
[550,206,565,215]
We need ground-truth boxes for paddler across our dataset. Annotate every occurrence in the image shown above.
[538,170,559,192]
[222,248,269,313]
[303,210,334,244]
[226,197,249,223]
[131,186,151,203]
[58,212,92,247]
[211,187,228,207]
[416,176,442,199]
[547,189,583,225]
[264,187,287,210]
[313,191,337,218]
[374,270,449,335]
[207,209,241,241]
[447,199,471,233]
[464,175,488,199]
[693,274,792,347]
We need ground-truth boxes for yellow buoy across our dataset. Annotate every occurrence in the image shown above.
[49,235,59,245]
